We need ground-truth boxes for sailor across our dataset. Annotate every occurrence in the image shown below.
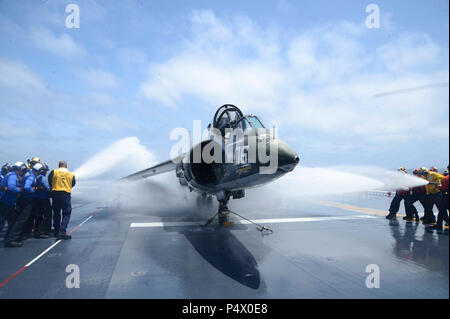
[426,165,449,234]
[3,162,30,247]
[48,161,75,240]
[441,165,449,231]
[30,163,51,238]
[408,168,427,221]
[386,167,414,220]
[38,163,53,236]
[0,163,12,232]
[22,157,42,236]
[420,167,446,225]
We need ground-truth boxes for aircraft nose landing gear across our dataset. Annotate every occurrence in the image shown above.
[217,197,234,227]
[202,191,234,228]
[202,191,273,233]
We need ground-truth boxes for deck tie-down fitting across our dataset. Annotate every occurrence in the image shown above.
[202,210,273,233]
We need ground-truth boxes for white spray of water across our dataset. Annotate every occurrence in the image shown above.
[242,166,382,209]
[241,166,428,211]
[71,137,194,212]
[74,137,157,180]
[70,137,429,213]
[256,166,428,199]
[267,166,385,197]
[331,166,428,191]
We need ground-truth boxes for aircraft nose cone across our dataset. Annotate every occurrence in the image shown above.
[277,140,299,172]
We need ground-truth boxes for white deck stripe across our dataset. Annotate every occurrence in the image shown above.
[239,215,375,224]
[24,215,95,268]
[25,240,62,267]
[131,221,201,227]
[130,214,375,228]
[78,215,93,226]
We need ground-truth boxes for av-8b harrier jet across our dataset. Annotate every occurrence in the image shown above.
[122,104,299,227]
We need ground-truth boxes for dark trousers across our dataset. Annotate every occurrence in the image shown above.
[52,193,72,235]
[435,193,449,228]
[39,198,52,234]
[0,201,9,231]
[442,192,449,213]
[424,193,445,223]
[389,194,414,216]
[24,199,38,235]
[410,193,427,209]
[408,193,426,218]
[5,198,32,243]
[28,198,52,235]
[3,204,17,241]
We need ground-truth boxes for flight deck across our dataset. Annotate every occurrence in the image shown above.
[0,193,448,299]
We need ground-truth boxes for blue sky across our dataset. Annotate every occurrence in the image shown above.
[0,0,448,172]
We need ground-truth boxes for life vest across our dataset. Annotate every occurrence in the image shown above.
[51,168,74,193]
[424,172,445,195]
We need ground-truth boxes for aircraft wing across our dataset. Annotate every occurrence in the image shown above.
[120,154,184,181]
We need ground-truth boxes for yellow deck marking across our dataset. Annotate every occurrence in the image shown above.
[320,201,406,217]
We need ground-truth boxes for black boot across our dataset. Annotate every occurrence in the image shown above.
[423,219,436,225]
[57,234,71,240]
[386,213,397,220]
[5,241,23,248]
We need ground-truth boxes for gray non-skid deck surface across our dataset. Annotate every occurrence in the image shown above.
[0,195,448,298]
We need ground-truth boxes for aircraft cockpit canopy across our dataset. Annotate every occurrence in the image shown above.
[211,104,266,138]
[212,104,244,136]
[246,115,265,129]
[233,115,265,132]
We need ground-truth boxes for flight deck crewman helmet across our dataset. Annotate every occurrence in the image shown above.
[27,157,41,169]
[12,162,27,175]
[1,163,11,175]
[32,163,44,174]
[398,167,406,173]
[429,166,438,172]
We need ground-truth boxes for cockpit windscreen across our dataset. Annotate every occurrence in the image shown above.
[247,116,265,129]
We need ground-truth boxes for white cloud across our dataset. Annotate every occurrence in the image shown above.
[73,68,118,89]
[30,26,86,58]
[0,58,49,96]
[377,32,441,72]
[139,10,448,144]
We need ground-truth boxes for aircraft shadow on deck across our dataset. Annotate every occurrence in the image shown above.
[181,227,261,289]
[156,209,264,290]
[115,179,265,290]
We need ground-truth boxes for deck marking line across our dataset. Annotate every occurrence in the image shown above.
[68,215,93,235]
[25,240,62,267]
[320,201,406,217]
[0,210,101,288]
[0,266,26,288]
[130,215,376,228]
